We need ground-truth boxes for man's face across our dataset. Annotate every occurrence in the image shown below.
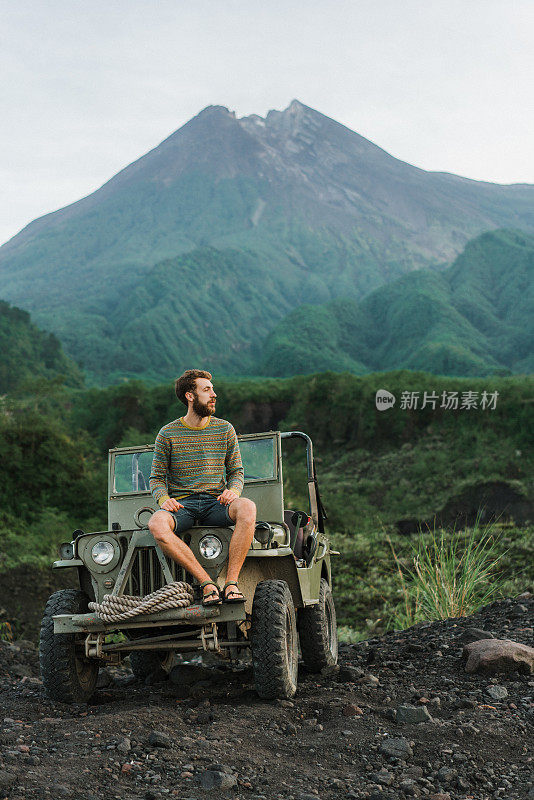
[189,378,216,417]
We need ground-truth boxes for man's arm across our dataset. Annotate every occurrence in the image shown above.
[225,424,244,497]
[149,431,172,506]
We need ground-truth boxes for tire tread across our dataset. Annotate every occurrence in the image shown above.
[251,580,298,700]
[298,578,338,672]
[39,589,99,704]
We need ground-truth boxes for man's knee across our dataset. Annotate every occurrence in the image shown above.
[234,497,256,524]
[148,510,174,542]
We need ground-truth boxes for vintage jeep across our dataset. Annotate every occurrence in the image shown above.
[39,430,338,702]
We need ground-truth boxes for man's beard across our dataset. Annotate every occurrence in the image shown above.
[192,395,215,417]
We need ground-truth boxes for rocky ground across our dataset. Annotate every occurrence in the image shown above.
[0,595,532,800]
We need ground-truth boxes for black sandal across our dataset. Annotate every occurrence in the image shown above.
[222,581,246,604]
[200,580,222,607]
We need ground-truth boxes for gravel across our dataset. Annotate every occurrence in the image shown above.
[0,593,532,799]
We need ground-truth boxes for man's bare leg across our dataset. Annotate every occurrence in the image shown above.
[224,497,256,599]
[148,510,218,601]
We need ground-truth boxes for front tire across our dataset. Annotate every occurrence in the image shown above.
[298,578,338,672]
[129,650,173,681]
[39,589,99,703]
[251,580,298,699]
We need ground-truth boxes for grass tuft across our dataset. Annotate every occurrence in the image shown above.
[387,516,507,629]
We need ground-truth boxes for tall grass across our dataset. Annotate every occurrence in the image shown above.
[388,518,506,629]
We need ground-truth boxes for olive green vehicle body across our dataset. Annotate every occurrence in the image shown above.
[51,430,334,663]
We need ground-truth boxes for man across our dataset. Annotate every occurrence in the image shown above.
[148,369,256,606]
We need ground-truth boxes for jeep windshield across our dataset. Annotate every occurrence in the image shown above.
[113,451,153,493]
[112,436,276,495]
[239,437,276,482]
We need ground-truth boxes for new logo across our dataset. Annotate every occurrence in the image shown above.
[375,389,396,410]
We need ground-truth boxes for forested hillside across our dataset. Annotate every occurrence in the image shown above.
[261,229,534,377]
[0,301,83,394]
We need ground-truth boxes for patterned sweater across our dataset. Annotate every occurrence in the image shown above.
[149,416,244,506]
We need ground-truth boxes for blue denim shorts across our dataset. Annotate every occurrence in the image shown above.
[165,492,233,534]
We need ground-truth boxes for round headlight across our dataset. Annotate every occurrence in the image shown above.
[199,535,223,560]
[254,522,272,545]
[91,541,115,565]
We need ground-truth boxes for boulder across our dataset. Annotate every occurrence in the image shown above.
[463,639,534,675]
[379,737,413,759]
[199,769,237,790]
[486,685,508,700]
[457,627,494,644]
[396,704,433,724]
[370,768,394,786]
[148,730,172,748]
[337,665,364,682]
[342,703,364,716]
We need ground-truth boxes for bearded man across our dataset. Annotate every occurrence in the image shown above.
[148,369,256,606]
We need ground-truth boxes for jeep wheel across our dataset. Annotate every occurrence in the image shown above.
[39,589,99,703]
[251,580,298,699]
[129,650,173,681]
[298,578,338,672]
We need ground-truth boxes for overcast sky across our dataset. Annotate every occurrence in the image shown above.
[1,0,533,246]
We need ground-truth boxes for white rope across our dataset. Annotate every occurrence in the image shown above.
[88,581,194,623]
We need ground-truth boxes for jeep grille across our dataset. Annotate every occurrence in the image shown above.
[122,545,184,597]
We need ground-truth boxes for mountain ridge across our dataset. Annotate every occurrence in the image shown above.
[5,99,534,250]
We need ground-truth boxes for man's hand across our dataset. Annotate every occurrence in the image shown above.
[160,498,184,511]
[217,489,238,506]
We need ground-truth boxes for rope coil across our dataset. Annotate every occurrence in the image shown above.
[88,581,194,623]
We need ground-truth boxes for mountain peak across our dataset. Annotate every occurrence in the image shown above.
[182,100,330,147]
[233,99,324,143]
[265,99,316,124]
[184,101,313,130]
[238,99,314,126]
[186,105,237,131]
[284,98,308,113]
[196,104,236,119]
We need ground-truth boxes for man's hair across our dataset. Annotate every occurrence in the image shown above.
[175,369,212,406]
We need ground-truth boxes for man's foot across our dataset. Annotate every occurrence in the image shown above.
[200,581,222,607]
[222,581,246,603]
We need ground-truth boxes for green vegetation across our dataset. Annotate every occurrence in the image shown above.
[0,396,105,572]
[3,227,531,385]
[0,361,531,636]
[0,301,83,394]
[1,98,532,637]
[332,522,533,640]
[262,229,534,378]
[387,520,506,628]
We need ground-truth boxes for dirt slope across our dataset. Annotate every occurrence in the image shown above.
[0,596,532,800]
